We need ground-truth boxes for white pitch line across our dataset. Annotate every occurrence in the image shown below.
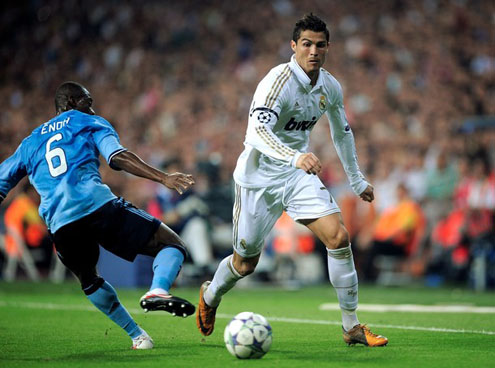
[225,315,495,336]
[319,303,495,314]
[1,301,494,336]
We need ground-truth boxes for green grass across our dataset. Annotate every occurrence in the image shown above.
[0,282,494,368]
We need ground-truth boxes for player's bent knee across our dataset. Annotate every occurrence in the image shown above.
[233,255,259,277]
[144,237,189,259]
[237,263,256,276]
[335,226,350,249]
[323,225,350,250]
[148,223,189,258]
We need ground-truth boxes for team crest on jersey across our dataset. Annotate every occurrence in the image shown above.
[319,95,326,110]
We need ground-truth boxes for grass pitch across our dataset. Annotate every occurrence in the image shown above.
[0,281,494,368]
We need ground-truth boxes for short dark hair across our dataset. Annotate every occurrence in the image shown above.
[292,13,329,43]
[54,81,87,113]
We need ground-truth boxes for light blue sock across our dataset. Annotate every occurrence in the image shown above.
[150,247,185,292]
[87,281,142,339]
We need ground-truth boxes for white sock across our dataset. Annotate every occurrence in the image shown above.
[204,255,243,307]
[132,327,149,342]
[148,288,168,295]
[341,310,359,332]
[327,245,360,331]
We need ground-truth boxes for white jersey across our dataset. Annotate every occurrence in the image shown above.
[233,55,369,196]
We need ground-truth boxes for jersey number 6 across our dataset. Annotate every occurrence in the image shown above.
[45,133,68,177]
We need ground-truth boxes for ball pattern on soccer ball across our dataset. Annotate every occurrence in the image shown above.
[224,312,273,359]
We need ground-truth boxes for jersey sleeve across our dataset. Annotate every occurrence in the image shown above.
[244,66,301,166]
[90,116,127,168]
[325,81,369,196]
[0,142,27,202]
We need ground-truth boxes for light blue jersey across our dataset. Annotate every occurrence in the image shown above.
[0,110,126,232]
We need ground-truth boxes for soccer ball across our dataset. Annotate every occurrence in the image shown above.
[224,311,273,359]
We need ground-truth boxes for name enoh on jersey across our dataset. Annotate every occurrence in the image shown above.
[41,117,70,135]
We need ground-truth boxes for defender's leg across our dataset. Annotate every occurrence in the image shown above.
[139,222,195,317]
[97,198,194,317]
[52,221,152,349]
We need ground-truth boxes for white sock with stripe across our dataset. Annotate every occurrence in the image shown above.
[327,245,360,331]
[204,255,243,308]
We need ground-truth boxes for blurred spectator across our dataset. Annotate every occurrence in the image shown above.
[423,150,459,233]
[400,149,427,203]
[1,183,53,280]
[339,188,377,274]
[194,159,234,257]
[270,212,324,286]
[147,158,213,272]
[426,158,495,287]
[467,158,495,211]
[4,184,47,253]
[363,183,425,281]
[372,159,401,214]
[463,158,494,290]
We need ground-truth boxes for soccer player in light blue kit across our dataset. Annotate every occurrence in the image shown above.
[0,81,196,349]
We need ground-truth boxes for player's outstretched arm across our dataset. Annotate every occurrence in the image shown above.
[0,144,28,206]
[110,151,194,194]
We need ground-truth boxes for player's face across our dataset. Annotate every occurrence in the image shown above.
[291,30,329,78]
[75,88,95,115]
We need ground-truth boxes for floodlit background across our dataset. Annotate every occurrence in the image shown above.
[0,0,494,290]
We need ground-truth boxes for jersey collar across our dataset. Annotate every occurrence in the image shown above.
[289,54,324,93]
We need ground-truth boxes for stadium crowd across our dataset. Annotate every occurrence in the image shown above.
[1,0,494,287]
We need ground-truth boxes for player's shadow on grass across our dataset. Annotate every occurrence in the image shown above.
[54,349,171,362]
[54,342,223,362]
[2,352,163,364]
[274,345,391,363]
[197,341,225,349]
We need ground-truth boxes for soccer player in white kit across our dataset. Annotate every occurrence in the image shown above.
[197,13,388,347]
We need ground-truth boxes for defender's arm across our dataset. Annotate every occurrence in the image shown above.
[110,151,194,195]
[0,144,28,205]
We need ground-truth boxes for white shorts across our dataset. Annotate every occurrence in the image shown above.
[232,170,340,257]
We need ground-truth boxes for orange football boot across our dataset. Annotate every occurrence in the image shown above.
[343,324,388,347]
[196,281,217,336]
